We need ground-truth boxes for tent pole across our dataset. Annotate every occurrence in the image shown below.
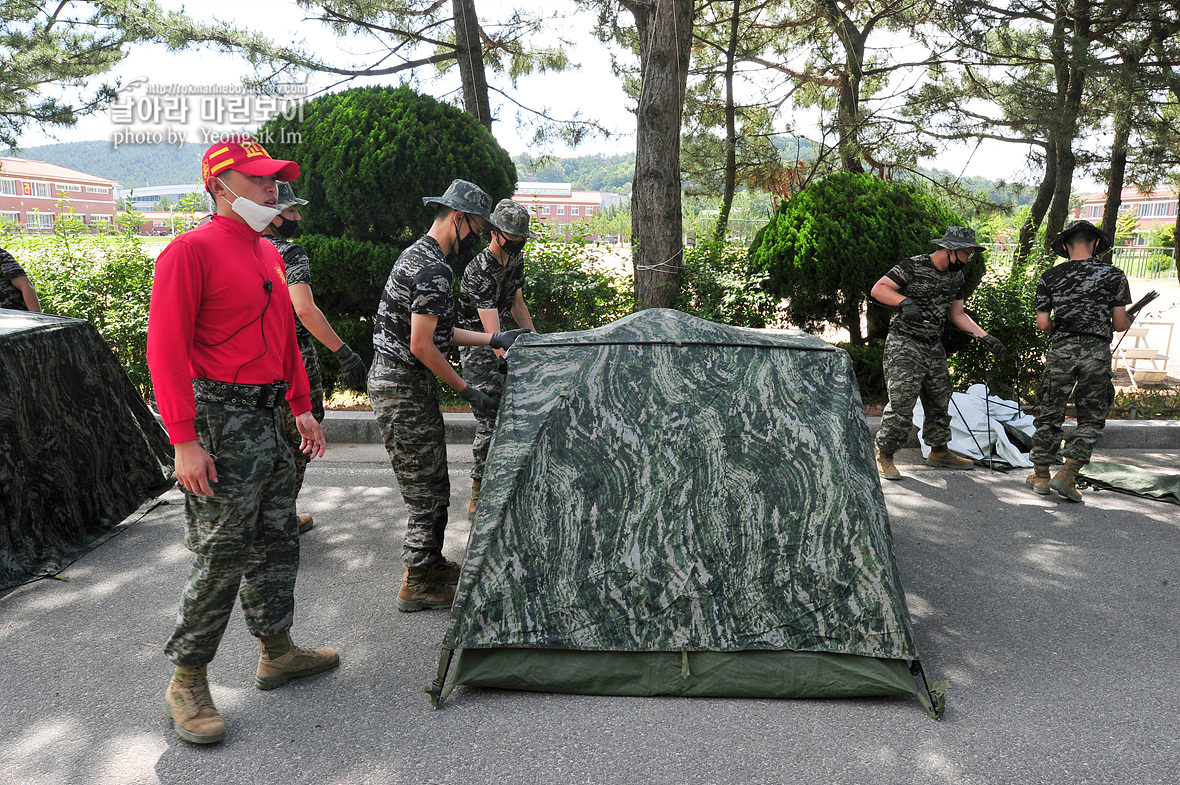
[427,648,455,708]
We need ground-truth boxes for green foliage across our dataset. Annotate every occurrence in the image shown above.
[947,249,1053,402]
[834,342,886,404]
[258,86,516,244]
[748,172,981,343]
[677,238,777,328]
[293,233,405,392]
[1147,222,1175,249]
[515,153,635,194]
[522,231,633,333]
[9,206,156,395]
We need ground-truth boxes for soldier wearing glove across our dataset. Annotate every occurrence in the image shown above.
[869,226,993,480]
[333,343,368,390]
[264,181,359,535]
[369,179,512,613]
[456,199,539,514]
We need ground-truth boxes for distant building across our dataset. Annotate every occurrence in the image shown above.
[0,157,117,233]
[512,182,623,226]
[114,183,210,212]
[119,209,211,237]
[1073,187,1177,245]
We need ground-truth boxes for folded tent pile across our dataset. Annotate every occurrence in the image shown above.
[431,309,944,717]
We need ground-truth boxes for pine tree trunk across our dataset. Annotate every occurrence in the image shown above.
[1016,141,1057,266]
[453,0,492,131]
[1101,108,1131,253]
[713,0,741,243]
[627,0,694,309]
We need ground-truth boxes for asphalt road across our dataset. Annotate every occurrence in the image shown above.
[2,446,1178,785]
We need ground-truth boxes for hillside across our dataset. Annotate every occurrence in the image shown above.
[5,141,205,188]
[11,140,1033,208]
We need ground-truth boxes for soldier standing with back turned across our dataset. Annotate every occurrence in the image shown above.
[871,226,1007,480]
[1026,220,1131,502]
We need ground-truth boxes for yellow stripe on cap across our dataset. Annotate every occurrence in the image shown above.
[207,146,231,159]
[209,159,235,175]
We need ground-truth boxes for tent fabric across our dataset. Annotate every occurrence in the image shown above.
[914,384,1035,468]
[1079,461,1180,506]
[437,310,938,711]
[0,310,174,591]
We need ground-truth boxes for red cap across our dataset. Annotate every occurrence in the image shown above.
[201,136,299,185]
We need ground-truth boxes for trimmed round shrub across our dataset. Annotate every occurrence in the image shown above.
[748,172,985,344]
[258,85,517,243]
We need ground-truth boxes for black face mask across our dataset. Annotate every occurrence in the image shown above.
[275,217,299,238]
[948,260,967,272]
[496,233,527,257]
[455,215,482,256]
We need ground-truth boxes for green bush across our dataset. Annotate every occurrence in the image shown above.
[947,249,1052,403]
[677,237,777,328]
[747,172,983,344]
[834,341,886,404]
[8,208,155,396]
[522,233,633,334]
[258,86,517,243]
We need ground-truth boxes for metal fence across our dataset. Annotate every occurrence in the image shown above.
[692,217,764,245]
[982,244,1177,280]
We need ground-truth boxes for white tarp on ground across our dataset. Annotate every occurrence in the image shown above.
[914,384,1036,468]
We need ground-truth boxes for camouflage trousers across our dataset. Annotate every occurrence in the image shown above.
[1030,335,1115,465]
[282,333,325,498]
[876,331,954,454]
[459,345,505,482]
[165,402,299,667]
[368,354,450,569]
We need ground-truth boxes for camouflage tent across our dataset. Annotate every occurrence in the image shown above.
[0,311,173,591]
[431,309,944,717]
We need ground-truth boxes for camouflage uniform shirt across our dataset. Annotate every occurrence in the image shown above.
[456,247,525,331]
[1,248,29,311]
[884,254,965,343]
[373,235,455,368]
[1035,257,1131,344]
[264,236,313,344]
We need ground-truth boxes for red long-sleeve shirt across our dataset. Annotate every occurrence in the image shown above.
[147,215,311,444]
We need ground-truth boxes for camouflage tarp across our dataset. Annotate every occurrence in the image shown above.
[0,310,174,591]
[433,310,944,716]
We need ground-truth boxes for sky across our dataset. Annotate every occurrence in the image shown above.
[16,0,1060,189]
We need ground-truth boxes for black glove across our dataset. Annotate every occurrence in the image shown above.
[979,333,1007,358]
[489,328,532,351]
[898,297,921,319]
[333,343,368,390]
[460,384,499,416]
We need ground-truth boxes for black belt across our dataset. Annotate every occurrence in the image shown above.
[192,379,290,409]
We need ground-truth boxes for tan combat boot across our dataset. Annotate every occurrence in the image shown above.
[428,558,463,585]
[396,566,456,612]
[467,480,481,514]
[927,446,974,469]
[296,513,314,535]
[165,665,226,744]
[256,631,340,690]
[1050,458,1085,502]
[876,451,902,481]
[1025,464,1051,495]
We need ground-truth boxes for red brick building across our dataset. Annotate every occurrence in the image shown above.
[512,182,620,226]
[0,157,117,232]
[1073,187,1178,245]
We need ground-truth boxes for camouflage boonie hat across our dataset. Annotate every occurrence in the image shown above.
[276,181,307,211]
[1051,219,1112,258]
[422,179,493,222]
[488,199,536,239]
[931,226,985,251]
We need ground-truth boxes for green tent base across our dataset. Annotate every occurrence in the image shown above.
[432,648,946,718]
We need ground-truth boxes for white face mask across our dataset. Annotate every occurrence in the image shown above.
[216,177,281,232]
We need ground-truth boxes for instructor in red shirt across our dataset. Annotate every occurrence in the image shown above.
[148,137,338,746]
